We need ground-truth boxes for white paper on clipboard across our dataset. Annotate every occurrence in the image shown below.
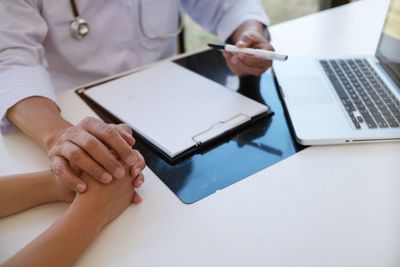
[84,62,269,158]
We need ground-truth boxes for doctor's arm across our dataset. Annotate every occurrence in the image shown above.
[182,0,274,77]
[1,168,136,267]
[6,97,146,193]
[0,1,145,193]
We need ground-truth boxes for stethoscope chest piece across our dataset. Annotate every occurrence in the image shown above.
[70,17,89,40]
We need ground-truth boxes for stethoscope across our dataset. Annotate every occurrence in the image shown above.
[69,0,184,40]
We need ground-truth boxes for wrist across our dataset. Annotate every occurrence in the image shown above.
[70,195,107,232]
[36,170,62,203]
[6,96,72,150]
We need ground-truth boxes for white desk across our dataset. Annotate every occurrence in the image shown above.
[1,0,399,266]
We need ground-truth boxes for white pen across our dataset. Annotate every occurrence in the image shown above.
[208,43,288,61]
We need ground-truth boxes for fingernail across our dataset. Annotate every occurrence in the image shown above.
[77,183,86,192]
[238,53,245,60]
[237,41,245,47]
[136,178,144,188]
[114,167,125,179]
[101,172,113,183]
[127,154,137,166]
[127,136,135,146]
[133,194,142,204]
[134,168,141,177]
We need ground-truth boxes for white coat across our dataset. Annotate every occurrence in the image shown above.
[0,0,269,132]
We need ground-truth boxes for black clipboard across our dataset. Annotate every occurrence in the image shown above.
[76,49,304,204]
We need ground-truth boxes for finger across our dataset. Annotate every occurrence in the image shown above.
[226,41,272,69]
[79,117,138,166]
[69,162,83,176]
[50,155,87,193]
[54,128,125,179]
[114,124,136,146]
[225,50,266,76]
[253,41,275,51]
[224,52,246,76]
[231,56,267,76]
[130,150,146,177]
[236,31,265,48]
[50,141,113,183]
[235,34,274,69]
[237,53,271,69]
[133,173,144,188]
[236,33,253,48]
[132,191,142,204]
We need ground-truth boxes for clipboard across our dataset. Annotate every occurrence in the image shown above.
[76,48,303,204]
[77,61,272,164]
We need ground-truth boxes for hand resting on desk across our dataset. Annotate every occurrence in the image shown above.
[48,118,146,193]
[0,163,139,267]
[6,97,146,194]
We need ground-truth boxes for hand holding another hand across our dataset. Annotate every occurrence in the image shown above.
[51,155,145,205]
[71,165,137,229]
[47,117,145,193]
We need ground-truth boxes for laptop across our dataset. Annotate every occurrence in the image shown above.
[273,0,400,145]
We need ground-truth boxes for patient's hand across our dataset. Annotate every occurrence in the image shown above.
[52,151,145,204]
[70,164,138,228]
[52,172,76,203]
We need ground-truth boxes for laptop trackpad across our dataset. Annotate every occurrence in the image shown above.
[283,78,334,105]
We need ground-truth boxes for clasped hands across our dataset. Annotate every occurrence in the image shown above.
[47,117,145,203]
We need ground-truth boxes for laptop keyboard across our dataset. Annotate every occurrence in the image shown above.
[320,59,400,129]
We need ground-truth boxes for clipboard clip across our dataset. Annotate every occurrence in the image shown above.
[191,113,251,146]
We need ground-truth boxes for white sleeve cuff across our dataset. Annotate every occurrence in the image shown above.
[0,65,59,134]
[217,1,270,43]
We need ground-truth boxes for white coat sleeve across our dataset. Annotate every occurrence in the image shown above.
[180,0,270,42]
[0,0,58,134]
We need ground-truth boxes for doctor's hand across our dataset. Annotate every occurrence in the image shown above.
[47,117,146,193]
[224,20,274,77]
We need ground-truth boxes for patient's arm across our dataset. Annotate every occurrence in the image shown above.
[1,170,136,267]
[0,171,74,217]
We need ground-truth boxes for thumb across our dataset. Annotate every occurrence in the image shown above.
[236,34,252,48]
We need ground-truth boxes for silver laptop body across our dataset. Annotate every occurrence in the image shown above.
[273,0,400,145]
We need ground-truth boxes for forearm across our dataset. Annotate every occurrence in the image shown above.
[6,96,71,150]
[2,201,103,267]
[0,171,60,217]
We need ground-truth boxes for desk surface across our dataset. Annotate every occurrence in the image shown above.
[1,0,400,266]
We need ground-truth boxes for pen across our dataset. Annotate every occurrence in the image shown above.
[208,43,288,61]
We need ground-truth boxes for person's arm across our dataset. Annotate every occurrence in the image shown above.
[1,170,136,267]
[7,96,144,192]
[182,0,274,77]
[1,1,144,193]
[0,170,73,218]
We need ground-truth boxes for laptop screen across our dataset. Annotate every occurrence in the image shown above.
[376,0,400,87]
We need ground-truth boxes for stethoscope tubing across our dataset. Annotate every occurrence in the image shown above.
[69,0,183,40]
